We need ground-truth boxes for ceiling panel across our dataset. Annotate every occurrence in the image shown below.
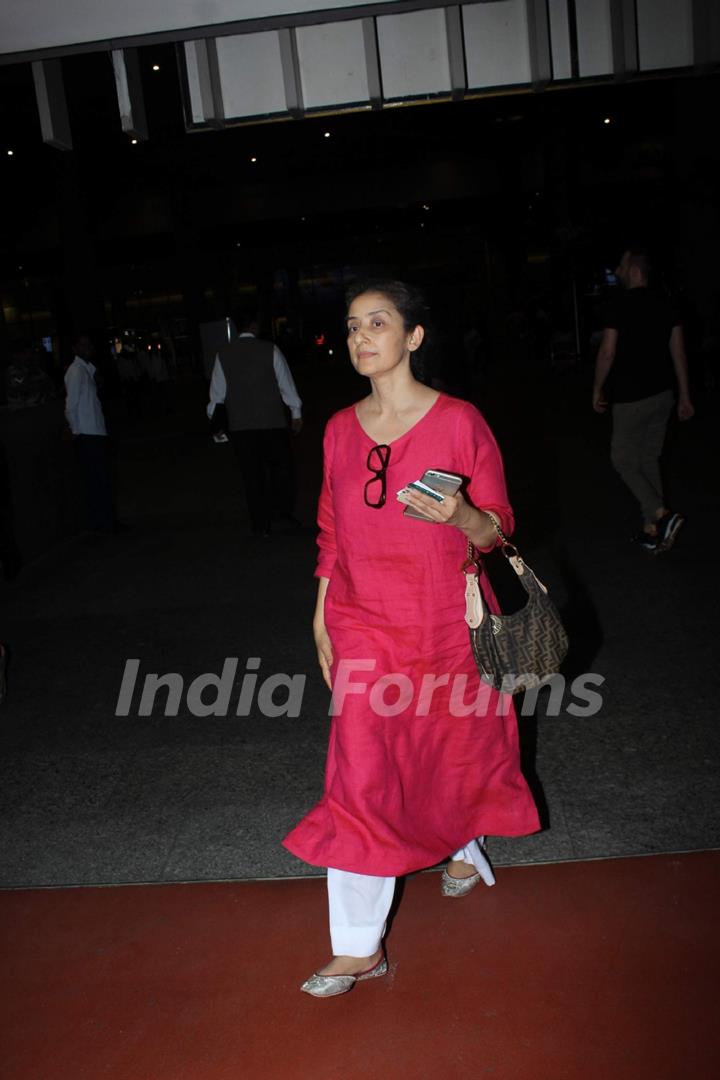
[637,0,693,72]
[463,0,532,89]
[216,32,288,118]
[376,8,451,100]
[575,0,613,78]
[296,19,369,109]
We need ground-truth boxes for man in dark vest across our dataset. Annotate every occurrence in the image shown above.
[207,311,302,536]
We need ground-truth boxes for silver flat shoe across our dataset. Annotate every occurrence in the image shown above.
[441,868,482,897]
[300,956,388,998]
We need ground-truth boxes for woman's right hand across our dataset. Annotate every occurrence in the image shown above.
[314,622,334,690]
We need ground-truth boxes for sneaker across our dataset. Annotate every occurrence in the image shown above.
[655,511,684,552]
[631,530,659,553]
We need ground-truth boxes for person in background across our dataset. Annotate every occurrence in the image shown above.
[207,311,303,537]
[65,334,116,535]
[145,340,170,416]
[593,248,694,553]
[5,341,56,410]
[112,334,142,422]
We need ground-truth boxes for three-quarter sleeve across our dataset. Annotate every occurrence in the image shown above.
[464,406,514,545]
[315,419,337,578]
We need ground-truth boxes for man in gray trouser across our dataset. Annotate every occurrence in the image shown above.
[593,248,694,553]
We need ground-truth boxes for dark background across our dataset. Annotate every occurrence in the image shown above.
[1,49,719,378]
[1,44,719,893]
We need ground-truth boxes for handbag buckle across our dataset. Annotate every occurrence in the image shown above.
[500,541,525,575]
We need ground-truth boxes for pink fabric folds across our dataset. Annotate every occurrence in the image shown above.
[283,394,540,876]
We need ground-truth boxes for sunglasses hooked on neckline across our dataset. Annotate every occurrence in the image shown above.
[364,443,391,508]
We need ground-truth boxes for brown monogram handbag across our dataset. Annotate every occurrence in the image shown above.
[463,514,568,694]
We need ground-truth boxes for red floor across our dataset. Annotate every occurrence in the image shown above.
[2,852,718,1079]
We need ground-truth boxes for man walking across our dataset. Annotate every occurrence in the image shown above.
[593,249,694,553]
[207,312,302,536]
[65,334,116,534]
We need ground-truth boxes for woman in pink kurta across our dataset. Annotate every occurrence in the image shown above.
[283,281,539,998]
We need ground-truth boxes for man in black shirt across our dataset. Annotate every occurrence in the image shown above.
[593,249,694,552]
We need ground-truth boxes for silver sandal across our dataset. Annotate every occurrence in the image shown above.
[300,955,388,998]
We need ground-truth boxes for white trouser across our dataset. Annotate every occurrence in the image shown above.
[327,837,495,957]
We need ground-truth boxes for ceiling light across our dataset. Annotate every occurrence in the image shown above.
[7,149,14,156]
[250,156,257,163]
[131,138,138,145]
[324,131,331,138]
[152,64,160,72]
[603,117,611,125]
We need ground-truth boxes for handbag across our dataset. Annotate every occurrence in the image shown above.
[463,513,568,694]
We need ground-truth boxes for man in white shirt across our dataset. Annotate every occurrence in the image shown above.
[65,334,115,533]
[207,312,303,536]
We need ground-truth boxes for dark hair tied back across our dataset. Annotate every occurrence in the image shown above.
[345,279,430,383]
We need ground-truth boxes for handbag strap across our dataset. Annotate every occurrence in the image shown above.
[465,511,534,588]
[465,510,511,565]
[462,511,510,628]
[484,509,510,545]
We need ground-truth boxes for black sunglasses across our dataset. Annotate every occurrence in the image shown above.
[364,444,391,508]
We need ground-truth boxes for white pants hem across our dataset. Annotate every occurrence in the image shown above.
[451,836,496,886]
[327,867,395,957]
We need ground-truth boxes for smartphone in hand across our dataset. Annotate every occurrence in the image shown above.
[397,469,463,521]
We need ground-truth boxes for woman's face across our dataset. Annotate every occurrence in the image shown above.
[345,291,422,378]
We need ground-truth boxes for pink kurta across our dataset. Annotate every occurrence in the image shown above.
[283,393,539,876]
